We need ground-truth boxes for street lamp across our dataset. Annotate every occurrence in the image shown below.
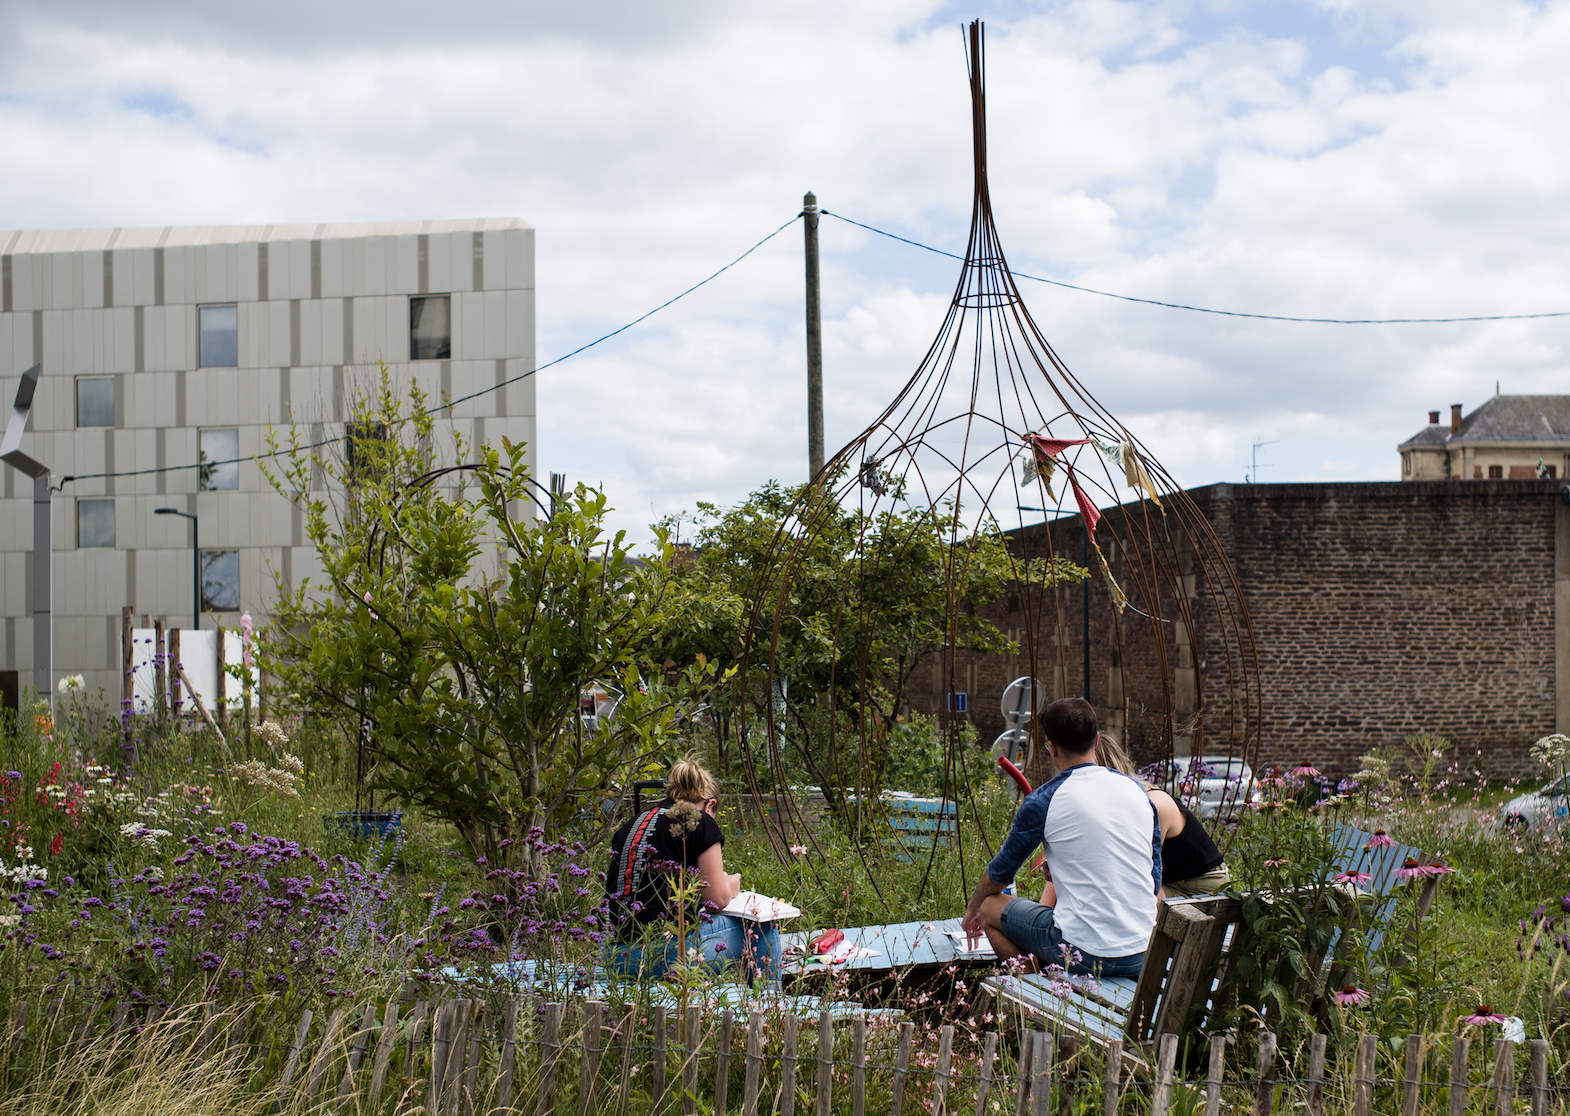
[1,364,51,706]
[154,508,199,630]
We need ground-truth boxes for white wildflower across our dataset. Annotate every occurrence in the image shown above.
[255,720,291,752]
[1530,733,1570,770]
[57,674,85,693]
[233,758,301,799]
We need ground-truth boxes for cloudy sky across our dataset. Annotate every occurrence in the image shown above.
[4,0,1569,544]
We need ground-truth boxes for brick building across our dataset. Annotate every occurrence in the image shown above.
[914,479,1570,780]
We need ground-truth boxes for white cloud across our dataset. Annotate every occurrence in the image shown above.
[4,0,1570,545]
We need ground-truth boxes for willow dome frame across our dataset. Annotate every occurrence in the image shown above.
[733,22,1262,889]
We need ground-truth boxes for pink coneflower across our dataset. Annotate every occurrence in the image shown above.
[1333,985,1370,1006]
[1394,858,1427,881]
[1366,830,1395,849]
[1264,856,1288,868]
[1423,861,1457,877]
[1462,1005,1506,1026]
[1292,761,1320,778]
[1334,871,1372,886]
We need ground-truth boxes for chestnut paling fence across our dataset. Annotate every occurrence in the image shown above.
[3,995,1564,1115]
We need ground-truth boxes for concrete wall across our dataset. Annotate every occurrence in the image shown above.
[913,480,1568,780]
[1,220,536,704]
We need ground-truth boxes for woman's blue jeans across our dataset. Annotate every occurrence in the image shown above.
[607,915,783,983]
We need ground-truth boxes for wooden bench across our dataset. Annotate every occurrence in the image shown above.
[879,793,959,859]
[979,894,1242,1065]
[979,827,1437,1062]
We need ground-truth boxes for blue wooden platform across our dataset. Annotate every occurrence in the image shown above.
[782,916,996,974]
[487,959,901,1017]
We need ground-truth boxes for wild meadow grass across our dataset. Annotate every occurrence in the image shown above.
[1,700,1567,1110]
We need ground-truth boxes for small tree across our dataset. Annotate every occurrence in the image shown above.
[262,374,713,876]
[652,478,1083,800]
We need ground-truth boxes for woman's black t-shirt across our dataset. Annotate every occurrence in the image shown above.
[605,798,724,941]
[1161,801,1225,883]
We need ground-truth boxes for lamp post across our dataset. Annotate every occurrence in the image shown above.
[154,508,199,630]
[2,364,51,707]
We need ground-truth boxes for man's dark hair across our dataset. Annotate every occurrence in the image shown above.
[1042,697,1098,754]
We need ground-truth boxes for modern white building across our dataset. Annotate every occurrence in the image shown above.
[1,219,536,703]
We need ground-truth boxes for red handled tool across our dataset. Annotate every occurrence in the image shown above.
[996,755,1049,879]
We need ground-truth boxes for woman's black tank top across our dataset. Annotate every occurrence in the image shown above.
[1162,801,1224,883]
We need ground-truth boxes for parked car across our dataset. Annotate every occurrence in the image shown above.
[1498,772,1570,831]
[1146,756,1262,820]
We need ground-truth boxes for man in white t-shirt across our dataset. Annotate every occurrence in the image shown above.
[962,697,1161,975]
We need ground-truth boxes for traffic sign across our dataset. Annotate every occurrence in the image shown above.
[1000,676,1042,726]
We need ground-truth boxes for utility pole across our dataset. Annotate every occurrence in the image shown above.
[1082,521,1090,700]
[803,192,824,480]
[2,364,52,710]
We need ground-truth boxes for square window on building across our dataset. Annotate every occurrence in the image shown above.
[1488,465,1504,479]
[76,498,115,548]
[199,428,240,491]
[200,549,240,613]
[76,377,115,428]
[345,422,390,483]
[409,295,451,360]
[199,304,239,368]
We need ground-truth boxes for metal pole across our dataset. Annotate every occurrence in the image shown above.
[803,192,824,481]
[34,471,51,708]
[192,515,200,631]
[1082,521,1090,700]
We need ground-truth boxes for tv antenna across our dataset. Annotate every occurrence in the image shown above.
[1247,437,1279,484]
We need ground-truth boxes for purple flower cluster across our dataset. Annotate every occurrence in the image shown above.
[0,824,501,1013]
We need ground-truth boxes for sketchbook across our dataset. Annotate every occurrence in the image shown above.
[721,891,802,922]
[946,930,996,957]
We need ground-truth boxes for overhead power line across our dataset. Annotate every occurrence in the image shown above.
[54,214,801,489]
[45,204,1570,489]
[822,210,1570,325]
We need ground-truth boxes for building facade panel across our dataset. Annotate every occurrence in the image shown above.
[1,218,536,702]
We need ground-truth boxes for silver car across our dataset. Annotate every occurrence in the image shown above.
[1499,773,1570,831]
[1148,756,1262,820]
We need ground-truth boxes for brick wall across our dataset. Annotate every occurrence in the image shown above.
[908,480,1562,781]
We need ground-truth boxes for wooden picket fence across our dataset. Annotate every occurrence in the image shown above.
[3,995,1564,1115]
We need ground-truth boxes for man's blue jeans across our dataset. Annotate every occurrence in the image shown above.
[607,914,783,982]
[998,896,1145,977]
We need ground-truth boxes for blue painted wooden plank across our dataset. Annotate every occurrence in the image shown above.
[988,977,1130,1041]
[783,917,994,973]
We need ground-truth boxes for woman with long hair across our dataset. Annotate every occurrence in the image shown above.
[604,758,782,982]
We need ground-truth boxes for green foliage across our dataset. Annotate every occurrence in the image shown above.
[653,479,1083,800]
[261,371,718,872]
[881,714,988,798]
[1219,807,1358,1044]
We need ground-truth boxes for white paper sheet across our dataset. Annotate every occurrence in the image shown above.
[946,930,996,957]
[721,891,802,922]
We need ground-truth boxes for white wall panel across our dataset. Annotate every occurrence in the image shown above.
[428,232,452,295]
[395,235,418,294]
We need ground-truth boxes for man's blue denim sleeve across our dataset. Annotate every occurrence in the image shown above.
[985,789,1048,885]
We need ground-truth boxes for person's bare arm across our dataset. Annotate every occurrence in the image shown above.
[962,874,1006,947]
[696,843,741,907]
[1148,788,1185,841]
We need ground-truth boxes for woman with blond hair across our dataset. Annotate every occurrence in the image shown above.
[604,758,781,982]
